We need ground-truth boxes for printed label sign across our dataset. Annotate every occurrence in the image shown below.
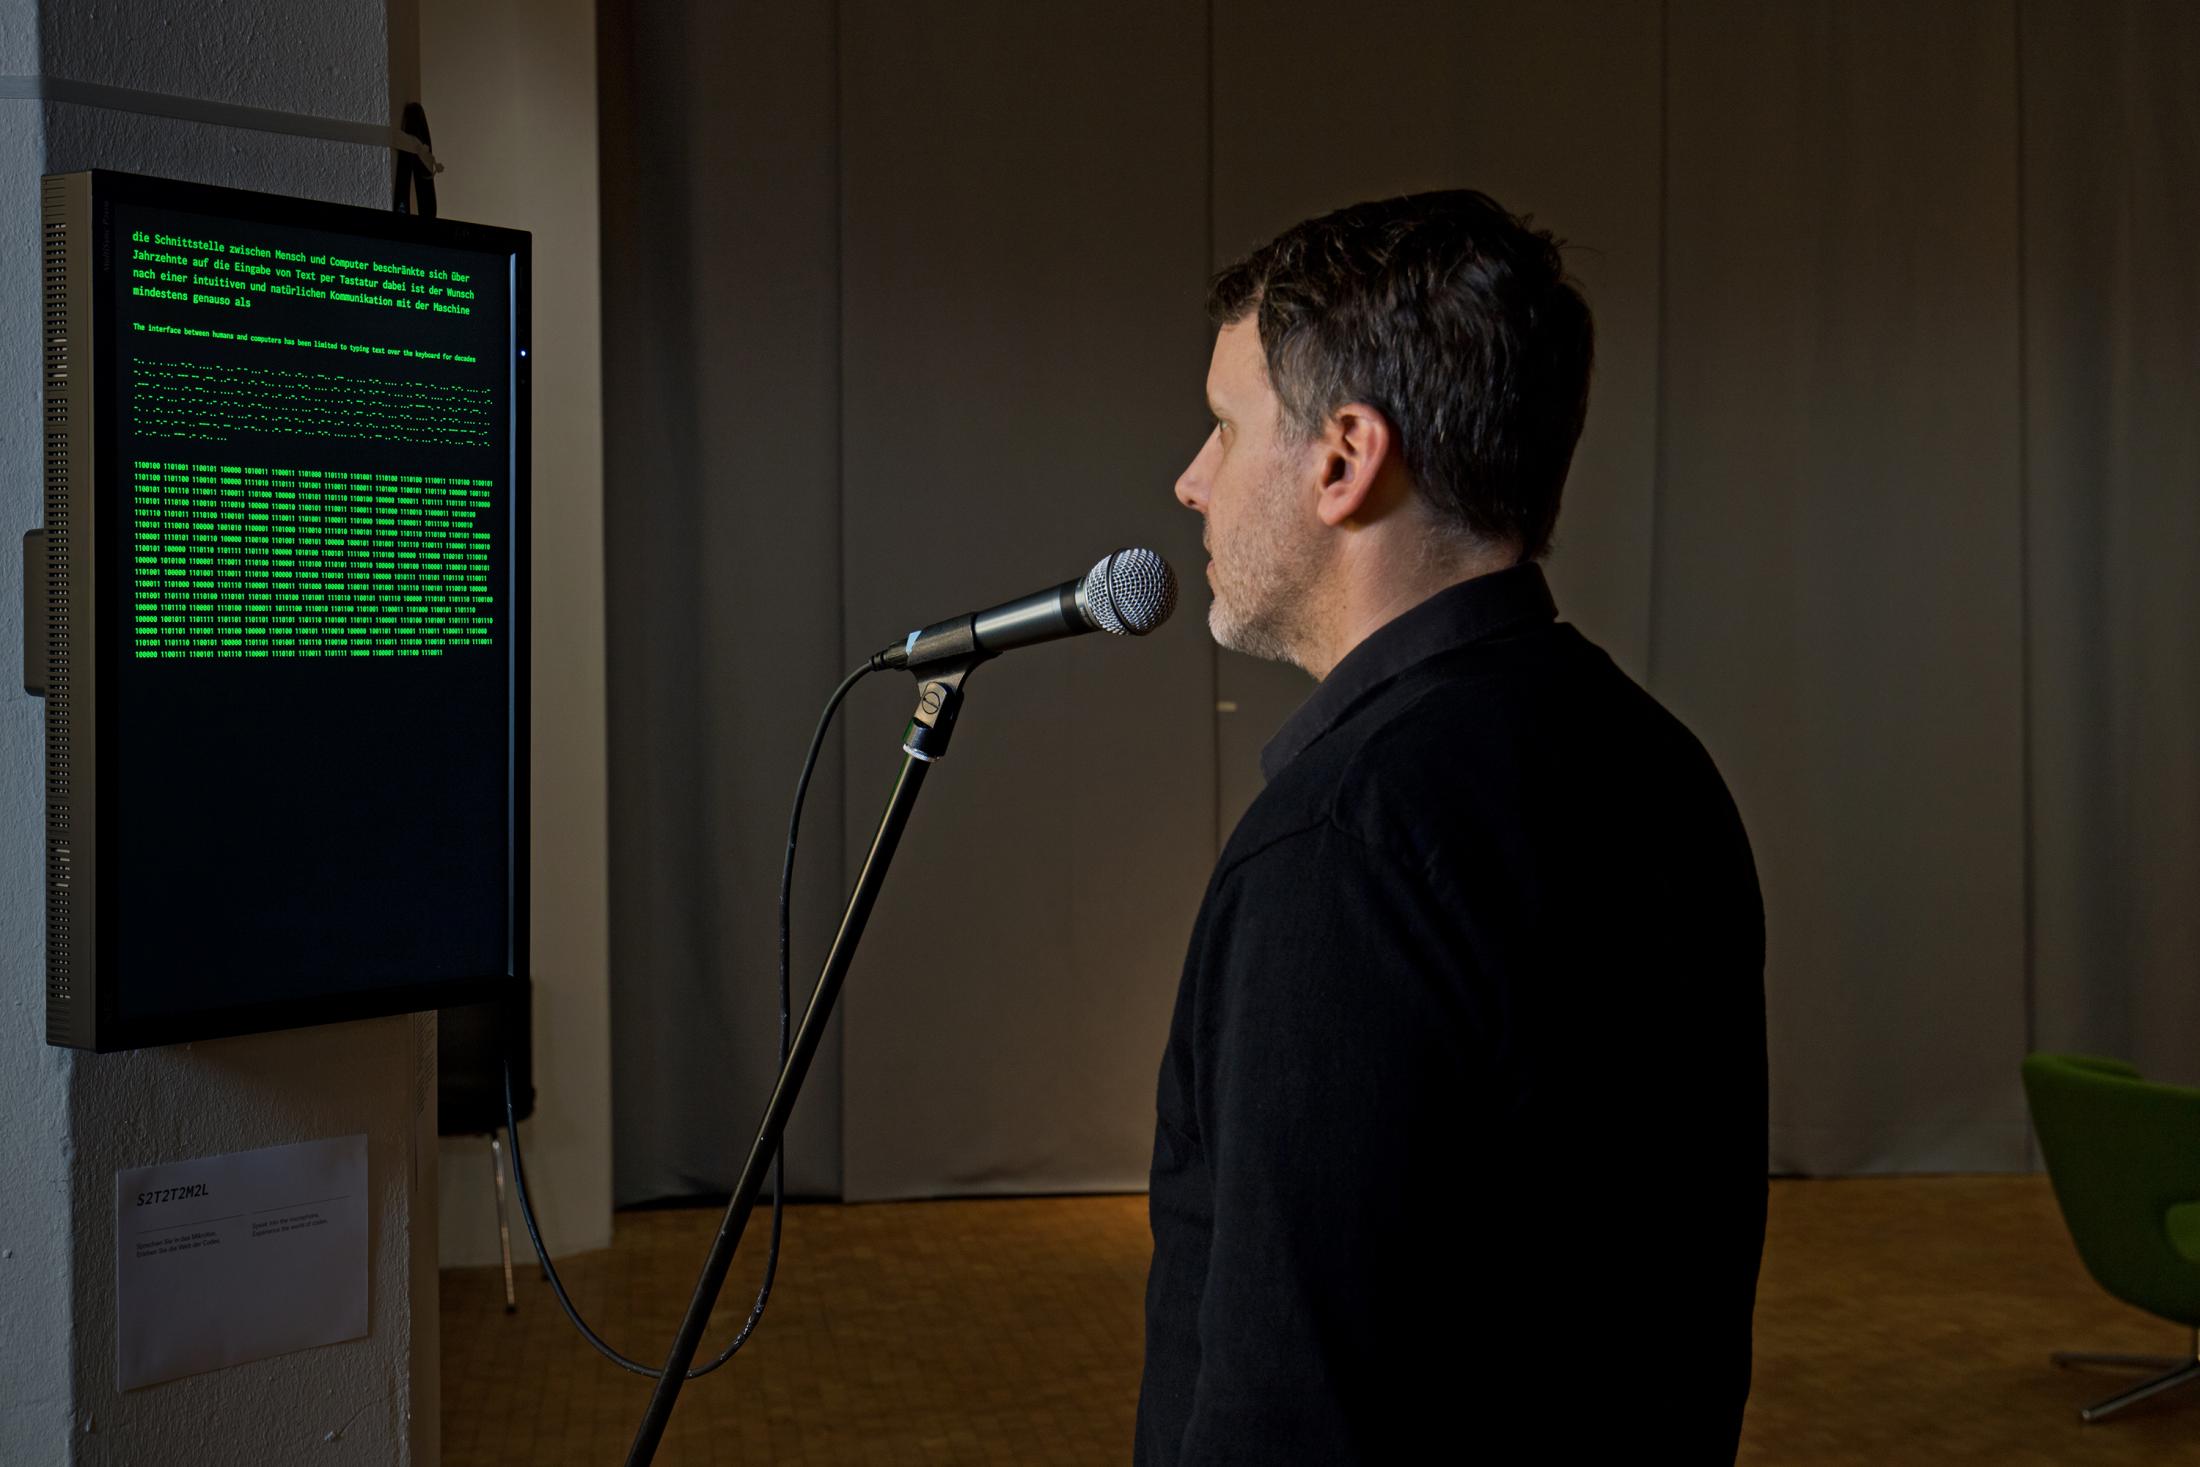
[115,1134,368,1389]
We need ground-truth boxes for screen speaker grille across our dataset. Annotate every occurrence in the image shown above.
[41,184,72,1011]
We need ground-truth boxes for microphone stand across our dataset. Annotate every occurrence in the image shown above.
[623,660,982,1467]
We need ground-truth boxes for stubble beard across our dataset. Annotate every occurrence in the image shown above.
[1206,458,1325,672]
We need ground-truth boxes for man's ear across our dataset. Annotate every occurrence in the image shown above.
[1313,403,1396,528]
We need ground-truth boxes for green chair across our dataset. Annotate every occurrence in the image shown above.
[2022,1052,2200,1421]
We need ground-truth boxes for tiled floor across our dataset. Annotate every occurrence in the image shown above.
[441,1178,2200,1464]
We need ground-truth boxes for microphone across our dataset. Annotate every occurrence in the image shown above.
[875,547,1178,671]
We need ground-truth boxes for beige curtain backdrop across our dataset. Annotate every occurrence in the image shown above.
[2022,1,2200,1090]
[599,0,850,1200]
[600,0,2200,1200]
[1656,1,2033,1173]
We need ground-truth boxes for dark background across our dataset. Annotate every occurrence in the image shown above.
[598,0,2200,1204]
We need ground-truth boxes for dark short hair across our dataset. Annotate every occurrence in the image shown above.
[1207,190,1594,561]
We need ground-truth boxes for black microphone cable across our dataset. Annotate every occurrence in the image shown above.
[500,657,881,1377]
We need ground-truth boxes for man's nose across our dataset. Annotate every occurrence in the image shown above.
[1174,440,1212,513]
[1174,467,1202,513]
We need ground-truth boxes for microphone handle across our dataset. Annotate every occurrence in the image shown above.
[974,577,1086,652]
[889,577,1085,669]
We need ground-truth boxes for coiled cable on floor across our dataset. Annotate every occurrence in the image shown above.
[501,660,878,1377]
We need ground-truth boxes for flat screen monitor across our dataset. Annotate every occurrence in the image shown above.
[32,169,529,1050]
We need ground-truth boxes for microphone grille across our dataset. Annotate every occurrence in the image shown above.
[1081,547,1178,636]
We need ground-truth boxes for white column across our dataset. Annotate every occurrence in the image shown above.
[0,2,440,1462]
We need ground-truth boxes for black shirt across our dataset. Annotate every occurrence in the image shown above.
[1136,564,1767,1464]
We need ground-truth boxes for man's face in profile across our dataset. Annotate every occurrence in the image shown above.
[1174,318,1325,667]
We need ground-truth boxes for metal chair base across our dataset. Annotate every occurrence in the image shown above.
[489,1130,517,1313]
[2053,1330,2200,1422]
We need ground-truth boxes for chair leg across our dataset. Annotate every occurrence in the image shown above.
[489,1130,517,1314]
[2077,1361,2200,1423]
[2053,1351,2189,1372]
[2054,1329,2200,1422]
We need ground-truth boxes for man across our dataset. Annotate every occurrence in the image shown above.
[1137,191,1767,1464]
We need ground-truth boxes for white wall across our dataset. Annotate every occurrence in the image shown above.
[417,0,612,1265]
[0,4,440,1463]
[0,10,70,1454]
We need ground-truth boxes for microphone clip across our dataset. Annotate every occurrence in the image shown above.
[900,657,982,762]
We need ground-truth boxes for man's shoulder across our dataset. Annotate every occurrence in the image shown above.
[1236,620,1732,866]
[1354,621,1705,781]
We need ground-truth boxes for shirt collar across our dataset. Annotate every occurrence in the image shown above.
[1258,561,1558,782]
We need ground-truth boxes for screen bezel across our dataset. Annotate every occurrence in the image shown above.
[85,168,530,1051]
